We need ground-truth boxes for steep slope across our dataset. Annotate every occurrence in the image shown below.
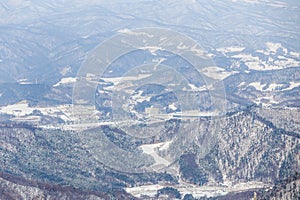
[194,107,299,185]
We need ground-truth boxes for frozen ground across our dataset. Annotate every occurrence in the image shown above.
[140,142,172,167]
[125,181,270,198]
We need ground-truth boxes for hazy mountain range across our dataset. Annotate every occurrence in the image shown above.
[0,0,299,199]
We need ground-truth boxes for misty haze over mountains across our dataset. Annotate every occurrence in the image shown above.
[0,0,299,199]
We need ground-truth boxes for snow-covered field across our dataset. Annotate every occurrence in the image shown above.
[101,74,152,85]
[219,43,300,71]
[0,101,74,124]
[243,81,300,92]
[125,181,270,198]
[53,77,77,87]
[0,100,35,116]
[53,74,152,88]
[140,142,172,167]
[238,81,300,106]
[283,82,300,91]
[216,46,245,53]
[200,66,237,80]
[232,53,299,71]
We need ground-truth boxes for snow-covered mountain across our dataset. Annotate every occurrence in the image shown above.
[0,0,299,199]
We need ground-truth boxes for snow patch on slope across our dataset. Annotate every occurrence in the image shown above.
[201,66,237,80]
[0,100,34,116]
[53,77,77,87]
[140,142,171,167]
